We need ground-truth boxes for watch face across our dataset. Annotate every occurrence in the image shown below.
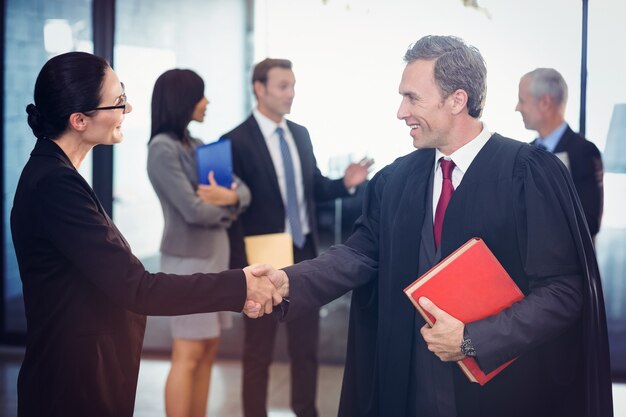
[461,338,477,357]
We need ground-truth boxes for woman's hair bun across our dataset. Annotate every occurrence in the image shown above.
[26,103,44,139]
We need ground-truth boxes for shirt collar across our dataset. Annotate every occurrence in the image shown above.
[435,123,492,175]
[253,108,288,139]
[537,121,568,152]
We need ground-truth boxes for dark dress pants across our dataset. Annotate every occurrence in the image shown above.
[243,235,320,417]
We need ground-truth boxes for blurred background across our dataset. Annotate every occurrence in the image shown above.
[2,0,625,411]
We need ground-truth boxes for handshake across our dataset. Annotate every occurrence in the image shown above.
[242,264,290,318]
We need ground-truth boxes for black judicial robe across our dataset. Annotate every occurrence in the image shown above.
[283,134,612,417]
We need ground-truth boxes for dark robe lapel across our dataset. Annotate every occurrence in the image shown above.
[440,135,499,255]
[390,150,434,290]
[378,149,435,414]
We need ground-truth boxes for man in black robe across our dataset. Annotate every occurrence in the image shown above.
[252,35,613,417]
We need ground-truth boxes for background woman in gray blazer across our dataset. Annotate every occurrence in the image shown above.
[147,69,251,417]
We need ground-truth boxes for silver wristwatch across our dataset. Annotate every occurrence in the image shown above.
[460,328,477,357]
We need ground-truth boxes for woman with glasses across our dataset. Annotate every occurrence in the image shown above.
[147,69,251,417]
[11,51,278,417]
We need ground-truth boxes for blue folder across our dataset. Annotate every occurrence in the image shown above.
[196,138,233,187]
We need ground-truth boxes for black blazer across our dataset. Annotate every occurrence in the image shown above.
[222,115,349,267]
[10,138,246,417]
[533,125,603,237]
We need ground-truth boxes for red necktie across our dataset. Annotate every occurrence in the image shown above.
[434,158,456,249]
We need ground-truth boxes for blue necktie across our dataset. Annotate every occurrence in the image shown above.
[276,127,305,248]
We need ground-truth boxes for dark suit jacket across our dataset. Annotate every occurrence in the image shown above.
[284,134,612,417]
[10,138,246,417]
[222,115,349,267]
[533,125,604,237]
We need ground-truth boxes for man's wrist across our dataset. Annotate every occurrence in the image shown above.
[276,298,290,321]
[460,327,477,357]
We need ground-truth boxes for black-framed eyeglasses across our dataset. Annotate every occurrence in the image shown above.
[90,103,126,112]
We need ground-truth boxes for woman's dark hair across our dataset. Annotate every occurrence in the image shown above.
[26,51,110,140]
[150,69,205,144]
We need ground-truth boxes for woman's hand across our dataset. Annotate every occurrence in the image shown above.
[196,171,239,206]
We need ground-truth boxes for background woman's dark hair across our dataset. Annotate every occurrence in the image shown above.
[150,69,205,144]
[26,51,110,140]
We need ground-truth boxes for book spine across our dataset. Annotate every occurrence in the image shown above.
[457,360,479,384]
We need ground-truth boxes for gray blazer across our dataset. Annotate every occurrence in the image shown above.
[147,133,251,258]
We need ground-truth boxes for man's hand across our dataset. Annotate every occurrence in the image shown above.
[242,266,283,318]
[343,157,374,189]
[419,297,465,362]
[248,263,289,299]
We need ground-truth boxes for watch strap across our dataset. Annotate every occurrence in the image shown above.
[460,327,477,357]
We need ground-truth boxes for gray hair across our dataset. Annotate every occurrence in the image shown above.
[404,35,487,118]
[524,68,568,108]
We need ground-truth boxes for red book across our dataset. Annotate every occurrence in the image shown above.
[403,237,524,385]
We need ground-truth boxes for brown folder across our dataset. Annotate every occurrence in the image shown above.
[244,233,294,269]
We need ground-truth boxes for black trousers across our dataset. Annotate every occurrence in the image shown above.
[242,235,320,417]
